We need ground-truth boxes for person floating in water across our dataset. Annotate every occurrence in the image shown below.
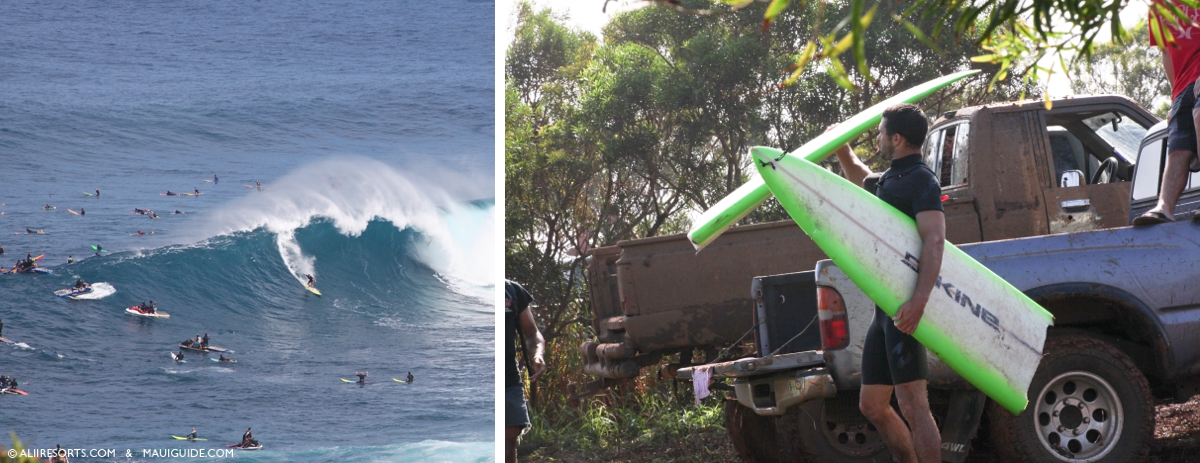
[193,187,200,195]
[95,189,100,197]
[174,210,183,214]
[355,371,368,383]
[26,229,43,234]
[406,372,414,383]
[173,351,184,362]
[80,208,85,216]
[213,174,219,184]
[44,204,53,210]
[256,180,261,191]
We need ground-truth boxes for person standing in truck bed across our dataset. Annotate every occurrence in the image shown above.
[1137,4,1200,225]
[505,280,545,463]
[830,104,945,463]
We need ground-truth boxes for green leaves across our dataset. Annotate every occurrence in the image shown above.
[763,0,794,31]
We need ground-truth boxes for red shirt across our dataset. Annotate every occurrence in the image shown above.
[1151,4,1200,99]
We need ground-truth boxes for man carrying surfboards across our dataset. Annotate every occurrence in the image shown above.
[829,104,944,463]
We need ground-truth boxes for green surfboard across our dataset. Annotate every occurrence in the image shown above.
[687,70,980,250]
[751,146,1052,414]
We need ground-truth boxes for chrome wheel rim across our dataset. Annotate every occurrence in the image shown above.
[1034,371,1123,462]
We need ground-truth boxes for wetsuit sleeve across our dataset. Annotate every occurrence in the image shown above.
[511,281,534,315]
[911,170,944,215]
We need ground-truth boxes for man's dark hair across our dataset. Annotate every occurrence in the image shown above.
[881,104,929,148]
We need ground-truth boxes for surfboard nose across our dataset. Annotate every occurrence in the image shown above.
[750,146,788,173]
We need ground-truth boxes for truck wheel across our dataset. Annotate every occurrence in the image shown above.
[723,398,785,463]
[775,398,892,463]
[987,334,1153,463]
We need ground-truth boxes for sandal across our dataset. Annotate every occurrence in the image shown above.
[1133,210,1175,226]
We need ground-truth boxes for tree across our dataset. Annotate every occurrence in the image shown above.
[1070,21,1171,118]
[640,0,1196,103]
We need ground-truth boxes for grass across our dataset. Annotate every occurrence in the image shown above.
[518,384,738,463]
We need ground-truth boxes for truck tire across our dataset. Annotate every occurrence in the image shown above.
[987,334,1154,463]
[723,398,786,463]
[775,397,892,463]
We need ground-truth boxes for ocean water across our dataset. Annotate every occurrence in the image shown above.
[0,0,495,461]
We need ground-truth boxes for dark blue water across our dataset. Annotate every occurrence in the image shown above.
[0,0,495,461]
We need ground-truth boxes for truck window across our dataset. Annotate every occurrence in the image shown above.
[1131,136,1164,201]
[922,122,969,188]
[1082,112,1148,163]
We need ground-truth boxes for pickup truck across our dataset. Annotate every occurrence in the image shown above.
[576,95,1159,401]
[576,95,1200,462]
[676,102,1200,463]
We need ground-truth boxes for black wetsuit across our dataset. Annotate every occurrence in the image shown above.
[860,155,943,386]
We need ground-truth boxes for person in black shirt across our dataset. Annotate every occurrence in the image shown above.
[831,104,944,463]
[505,280,544,463]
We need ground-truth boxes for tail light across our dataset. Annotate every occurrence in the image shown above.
[817,286,849,350]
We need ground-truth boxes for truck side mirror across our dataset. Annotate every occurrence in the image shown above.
[1061,170,1084,188]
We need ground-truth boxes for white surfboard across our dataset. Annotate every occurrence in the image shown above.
[752,146,1052,414]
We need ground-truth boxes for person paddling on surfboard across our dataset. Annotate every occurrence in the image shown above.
[166,191,178,196]
[173,351,184,361]
[355,371,368,383]
[829,104,945,463]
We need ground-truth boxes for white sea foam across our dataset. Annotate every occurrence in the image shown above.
[187,157,495,297]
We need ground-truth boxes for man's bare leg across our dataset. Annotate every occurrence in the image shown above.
[895,380,941,463]
[505,425,521,463]
[1148,149,1194,219]
[860,384,919,463]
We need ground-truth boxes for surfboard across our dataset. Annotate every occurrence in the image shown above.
[83,192,94,196]
[750,146,1052,414]
[68,209,80,216]
[687,70,981,250]
[183,193,201,196]
[305,284,322,296]
[30,268,52,274]
[393,378,413,383]
[91,245,106,252]
[211,358,237,363]
[43,206,55,210]
[341,378,371,384]
[227,444,262,450]
[32,254,43,261]
[171,436,207,441]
